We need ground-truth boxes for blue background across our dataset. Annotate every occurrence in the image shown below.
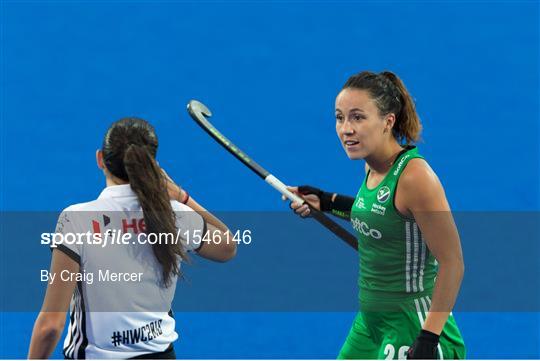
[1,0,539,359]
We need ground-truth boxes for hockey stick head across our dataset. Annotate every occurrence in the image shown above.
[187,100,212,123]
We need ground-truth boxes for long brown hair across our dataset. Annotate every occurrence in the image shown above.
[102,117,186,287]
[342,71,422,144]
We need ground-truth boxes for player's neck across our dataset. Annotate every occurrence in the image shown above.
[105,176,129,187]
[365,142,404,175]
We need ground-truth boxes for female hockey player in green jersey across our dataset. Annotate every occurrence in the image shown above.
[288,71,466,359]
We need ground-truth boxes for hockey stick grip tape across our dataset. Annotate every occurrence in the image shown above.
[265,175,305,204]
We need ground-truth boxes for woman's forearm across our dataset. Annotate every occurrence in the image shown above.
[328,193,355,219]
[185,195,229,233]
[185,194,236,261]
[28,313,64,359]
[422,259,464,335]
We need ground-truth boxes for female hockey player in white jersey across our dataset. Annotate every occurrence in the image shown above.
[28,117,236,359]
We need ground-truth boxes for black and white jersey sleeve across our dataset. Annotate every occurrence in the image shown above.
[53,205,83,264]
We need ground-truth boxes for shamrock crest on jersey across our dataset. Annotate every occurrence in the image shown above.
[377,186,391,203]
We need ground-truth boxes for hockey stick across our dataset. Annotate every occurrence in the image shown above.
[186,100,358,250]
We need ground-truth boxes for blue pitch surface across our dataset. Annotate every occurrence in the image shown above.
[1,1,539,359]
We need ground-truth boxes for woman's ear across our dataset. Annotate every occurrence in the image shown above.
[96,149,104,170]
[385,113,396,133]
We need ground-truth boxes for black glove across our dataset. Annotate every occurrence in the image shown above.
[407,329,440,359]
[297,185,333,211]
[297,185,355,220]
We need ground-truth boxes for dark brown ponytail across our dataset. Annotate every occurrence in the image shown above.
[343,70,422,144]
[102,117,187,287]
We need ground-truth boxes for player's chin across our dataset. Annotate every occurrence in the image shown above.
[343,147,366,160]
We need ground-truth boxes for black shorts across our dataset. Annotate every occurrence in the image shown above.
[130,344,176,360]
